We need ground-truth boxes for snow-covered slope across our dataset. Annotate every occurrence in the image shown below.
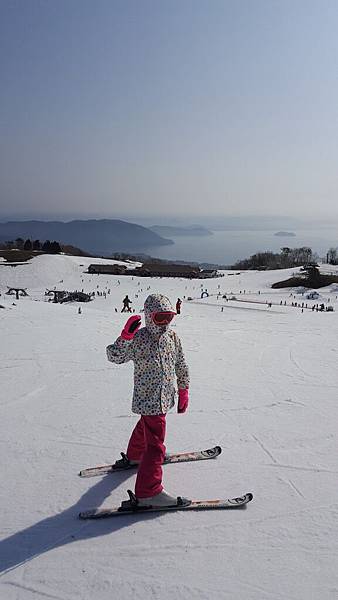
[1,255,338,599]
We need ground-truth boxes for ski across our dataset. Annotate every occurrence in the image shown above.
[79,445,222,478]
[79,492,253,519]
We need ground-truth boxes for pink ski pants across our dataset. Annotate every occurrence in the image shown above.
[126,415,166,498]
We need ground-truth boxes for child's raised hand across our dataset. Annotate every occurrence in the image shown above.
[121,315,142,340]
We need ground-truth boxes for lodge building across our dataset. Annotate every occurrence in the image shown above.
[87,263,219,279]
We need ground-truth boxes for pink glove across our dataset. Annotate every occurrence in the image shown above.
[178,388,189,413]
[121,315,142,340]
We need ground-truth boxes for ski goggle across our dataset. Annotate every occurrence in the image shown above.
[151,311,176,325]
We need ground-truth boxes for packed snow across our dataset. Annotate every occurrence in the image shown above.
[1,254,338,599]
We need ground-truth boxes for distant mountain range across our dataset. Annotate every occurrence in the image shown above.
[128,215,305,231]
[150,225,212,237]
[0,220,173,256]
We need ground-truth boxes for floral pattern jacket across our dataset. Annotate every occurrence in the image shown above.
[106,294,190,415]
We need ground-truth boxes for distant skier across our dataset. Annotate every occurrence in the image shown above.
[176,298,182,314]
[121,295,132,312]
[106,293,190,508]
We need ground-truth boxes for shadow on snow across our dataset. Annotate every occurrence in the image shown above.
[0,471,159,576]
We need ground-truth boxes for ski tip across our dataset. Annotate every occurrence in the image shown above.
[228,492,253,508]
[78,469,91,477]
[215,445,222,454]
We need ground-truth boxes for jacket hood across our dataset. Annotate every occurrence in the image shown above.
[144,294,175,337]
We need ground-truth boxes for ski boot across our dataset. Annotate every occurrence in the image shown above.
[119,489,191,511]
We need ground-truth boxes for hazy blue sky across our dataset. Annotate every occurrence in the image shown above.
[1,0,338,220]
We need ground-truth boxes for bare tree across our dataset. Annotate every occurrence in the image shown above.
[327,247,338,265]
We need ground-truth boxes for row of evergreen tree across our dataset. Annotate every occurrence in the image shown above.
[0,238,62,253]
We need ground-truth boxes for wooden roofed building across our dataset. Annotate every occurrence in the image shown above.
[88,264,128,275]
[135,263,218,279]
[135,263,200,278]
[87,261,219,279]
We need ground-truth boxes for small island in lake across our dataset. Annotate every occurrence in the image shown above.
[274,231,296,237]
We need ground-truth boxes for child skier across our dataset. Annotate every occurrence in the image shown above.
[106,293,190,508]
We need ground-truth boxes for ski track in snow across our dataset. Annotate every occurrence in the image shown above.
[251,434,278,464]
[268,462,338,474]
[1,256,338,599]
[2,581,69,600]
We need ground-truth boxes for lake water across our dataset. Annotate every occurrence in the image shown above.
[143,227,338,266]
